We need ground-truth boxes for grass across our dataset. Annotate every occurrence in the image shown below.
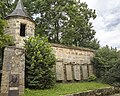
[22,82,110,96]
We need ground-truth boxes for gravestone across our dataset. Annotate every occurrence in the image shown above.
[56,61,64,81]
[73,65,81,80]
[81,65,88,80]
[66,65,73,81]
[88,65,94,76]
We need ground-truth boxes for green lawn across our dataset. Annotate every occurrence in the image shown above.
[22,82,110,96]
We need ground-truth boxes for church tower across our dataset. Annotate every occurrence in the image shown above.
[5,0,35,47]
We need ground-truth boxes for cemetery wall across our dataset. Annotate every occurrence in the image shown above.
[52,44,95,81]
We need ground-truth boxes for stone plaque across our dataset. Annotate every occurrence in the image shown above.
[88,65,93,76]
[66,65,73,80]
[73,65,81,80]
[56,62,64,81]
[81,65,88,80]
[8,90,19,96]
[9,74,19,96]
[9,74,19,87]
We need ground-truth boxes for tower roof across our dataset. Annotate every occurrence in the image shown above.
[6,0,31,20]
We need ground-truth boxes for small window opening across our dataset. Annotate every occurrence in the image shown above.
[20,23,26,36]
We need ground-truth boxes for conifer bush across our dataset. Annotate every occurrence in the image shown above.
[25,35,56,89]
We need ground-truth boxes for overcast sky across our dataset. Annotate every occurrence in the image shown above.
[81,0,120,49]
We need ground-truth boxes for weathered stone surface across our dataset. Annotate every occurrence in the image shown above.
[65,87,120,96]
[66,65,73,80]
[1,47,25,95]
[56,62,64,81]
[73,65,81,80]
[88,65,94,76]
[52,44,95,81]
[52,44,94,65]
[4,17,35,48]
[81,65,88,80]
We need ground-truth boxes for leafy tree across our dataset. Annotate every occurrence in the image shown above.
[81,39,100,50]
[25,35,56,89]
[23,0,98,49]
[92,45,119,78]
[0,0,99,49]
[103,60,120,87]
[0,0,15,18]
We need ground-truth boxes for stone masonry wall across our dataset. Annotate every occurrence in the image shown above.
[5,17,35,48]
[1,46,25,95]
[52,44,94,81]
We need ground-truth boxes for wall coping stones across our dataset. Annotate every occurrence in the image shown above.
[65,87,120,96]
[51,43,95,52]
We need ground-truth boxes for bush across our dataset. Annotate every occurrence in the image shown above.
[25,35,56,89]
[88,75,97,82]
[103,60,120,87]
[92,46,120,86]
[92,46,119,78]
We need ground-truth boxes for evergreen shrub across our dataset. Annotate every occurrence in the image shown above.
[25,35,56,89]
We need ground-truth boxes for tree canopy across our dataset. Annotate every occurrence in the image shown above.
[0,0,99,49]
[24,0,99,49]
[92,46,120,86]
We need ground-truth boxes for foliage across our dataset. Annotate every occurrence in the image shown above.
[25,35,56,89]
[88,75,97,82]
[0,18,14,47]
[103,60,120,87]
[92,45,120,86]
[0,0,99,50]
[22,82,110,96]
[92,45,119,78]
[23,0,98,49]
[0,0,16,18]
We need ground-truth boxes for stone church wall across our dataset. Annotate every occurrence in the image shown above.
[51,44,95,81]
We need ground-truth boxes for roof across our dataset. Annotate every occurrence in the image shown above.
[6,0,32,20]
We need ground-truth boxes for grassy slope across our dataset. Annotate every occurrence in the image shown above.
[23,82,110,96]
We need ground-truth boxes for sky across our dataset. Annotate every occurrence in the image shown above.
[81,0,120,49]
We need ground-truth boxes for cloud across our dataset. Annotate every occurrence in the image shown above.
[81,0,120,49]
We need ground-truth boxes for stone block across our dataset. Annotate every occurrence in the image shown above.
[88,65,94,76]
[73,65,81,80]
[56,62,64,81]
[66,65,73,80]
[81,65,88,80]
[1,47,25,94]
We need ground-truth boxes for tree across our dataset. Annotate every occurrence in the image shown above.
[103,60,120,87]
[0,0,99,49]
[83,39,100,50]
[0,0,15,18]
[92,45,119,78]
[25,35,56,89]
[23,0,98,49]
